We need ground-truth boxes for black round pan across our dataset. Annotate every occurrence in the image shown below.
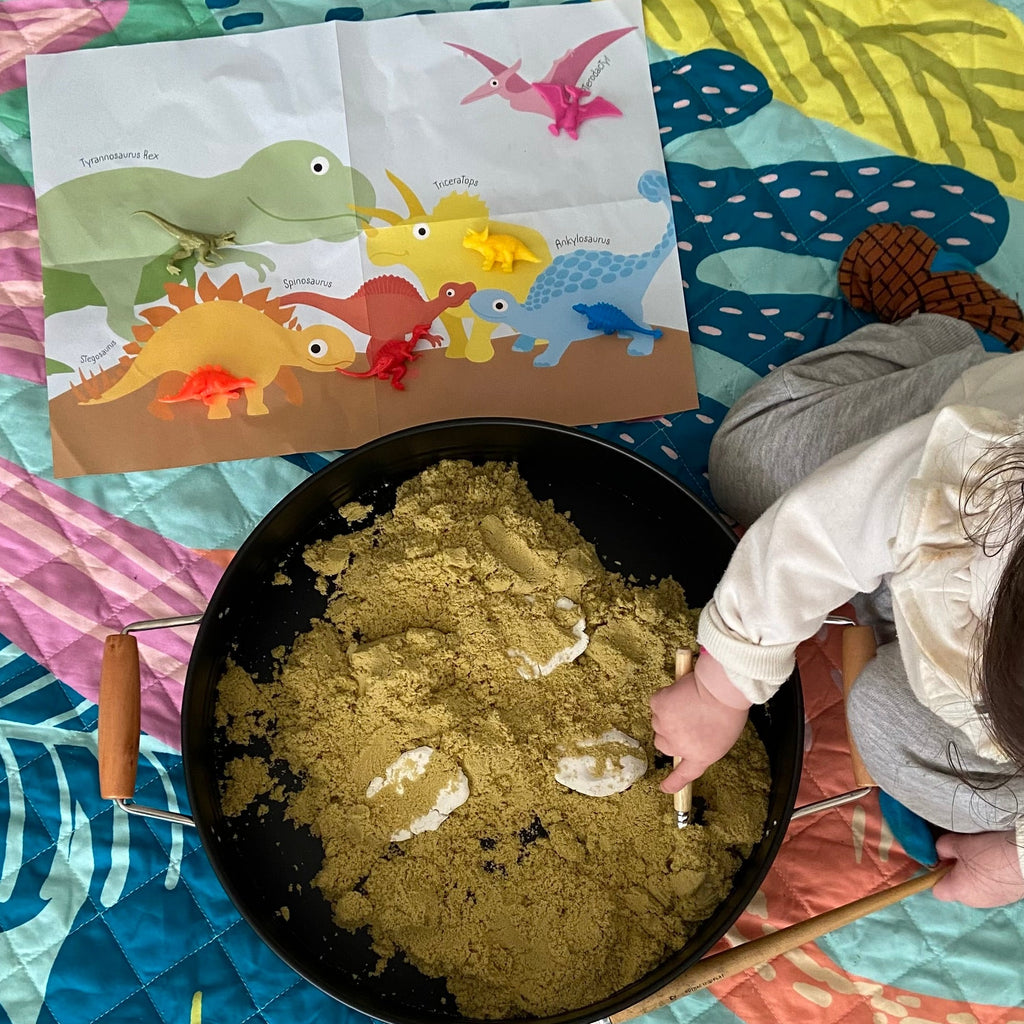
[180,418,804,1024]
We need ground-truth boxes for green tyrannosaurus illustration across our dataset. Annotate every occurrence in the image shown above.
[37,140,374,340]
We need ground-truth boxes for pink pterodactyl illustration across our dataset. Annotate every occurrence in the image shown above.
[445,27,635,139]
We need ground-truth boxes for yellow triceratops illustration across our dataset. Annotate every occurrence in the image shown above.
[353,171,551,362]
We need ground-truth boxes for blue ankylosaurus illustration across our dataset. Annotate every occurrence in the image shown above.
[469,170,675,367]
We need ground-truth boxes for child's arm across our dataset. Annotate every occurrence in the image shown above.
[698,411,938,704]
[651,411,940,788]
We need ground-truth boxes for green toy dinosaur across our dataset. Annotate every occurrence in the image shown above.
[36,140,374,340]
[132,210,237,276]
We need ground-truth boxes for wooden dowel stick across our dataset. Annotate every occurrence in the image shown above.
[673,648,694,824]
[610,865,949,1022]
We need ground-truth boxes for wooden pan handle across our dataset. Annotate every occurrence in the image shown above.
[841,624,877,788]
[98,633,142,800]
[673,648,695,818]
[610,864,949,1021]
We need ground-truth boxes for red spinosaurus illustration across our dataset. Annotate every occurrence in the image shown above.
[281,276,475,364]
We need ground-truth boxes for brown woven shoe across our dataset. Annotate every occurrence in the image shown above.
[838,223,1024,352]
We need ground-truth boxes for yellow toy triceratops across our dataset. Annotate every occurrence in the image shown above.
[352,171,551,362]
[462,226,542,273]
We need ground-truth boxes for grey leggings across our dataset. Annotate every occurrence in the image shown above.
[709,314,1024,832]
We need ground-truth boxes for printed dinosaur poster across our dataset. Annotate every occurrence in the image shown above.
[26,0,696,478]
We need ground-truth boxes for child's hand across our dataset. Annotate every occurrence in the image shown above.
[932,831,1024,907]
[649,650,751,793]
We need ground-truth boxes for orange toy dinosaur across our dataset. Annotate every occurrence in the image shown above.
[158,365,257,407]
[80,273,355,420]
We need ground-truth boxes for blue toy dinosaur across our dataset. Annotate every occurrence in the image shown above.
[469,170,675,367]
[572,301,663,340]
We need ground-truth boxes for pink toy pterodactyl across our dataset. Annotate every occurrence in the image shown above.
[445,27,635,138]
[530,82,620,140]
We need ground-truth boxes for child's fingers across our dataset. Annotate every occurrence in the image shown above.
[659,757,702,793]
[651,727,676,756]
[649,674,695,717]
[652,727,694,758]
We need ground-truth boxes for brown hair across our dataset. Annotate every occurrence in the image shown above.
[961,432,1024,769]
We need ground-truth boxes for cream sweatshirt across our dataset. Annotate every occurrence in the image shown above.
[697,350,1024,855]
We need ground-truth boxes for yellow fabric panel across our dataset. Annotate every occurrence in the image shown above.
[643,0,1024,200]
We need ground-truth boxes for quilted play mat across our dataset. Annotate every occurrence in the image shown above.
[2,0,1024,1022]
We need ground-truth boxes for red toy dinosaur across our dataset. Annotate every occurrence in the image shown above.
[281,276,476,361]
[337,326,437,390]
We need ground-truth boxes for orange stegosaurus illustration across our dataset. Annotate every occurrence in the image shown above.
[75,273,355,420]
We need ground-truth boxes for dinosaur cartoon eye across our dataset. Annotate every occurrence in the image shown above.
[308,338,329,358]
[412,223,431,240]
[444,286,457,298]
[490,298,508,314]
[310,156,331,175]
[490,78,500,88]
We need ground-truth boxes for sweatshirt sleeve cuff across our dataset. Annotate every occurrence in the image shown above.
[697,601,798,705]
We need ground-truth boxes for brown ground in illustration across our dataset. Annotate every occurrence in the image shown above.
[50,328,696,477]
